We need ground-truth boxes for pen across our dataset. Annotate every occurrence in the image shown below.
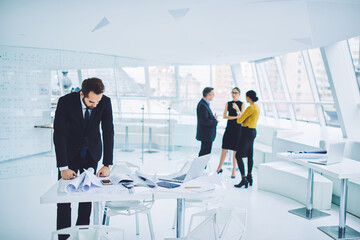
[184,186,201,189]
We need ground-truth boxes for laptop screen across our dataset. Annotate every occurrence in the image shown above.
[183,154,212,182]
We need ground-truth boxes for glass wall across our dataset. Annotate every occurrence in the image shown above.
[348,36,360,92]
[6,37,358,134]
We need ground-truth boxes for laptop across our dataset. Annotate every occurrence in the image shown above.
[158,154,211,183]
[308,142,346,165]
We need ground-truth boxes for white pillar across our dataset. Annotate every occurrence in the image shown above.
[321,40,360,139]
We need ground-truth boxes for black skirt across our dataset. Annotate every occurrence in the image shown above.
[222,120,242,150]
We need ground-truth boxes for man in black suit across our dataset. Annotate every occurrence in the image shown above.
[53,77,114,239]
[196,87,218,156]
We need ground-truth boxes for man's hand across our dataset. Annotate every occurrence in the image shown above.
[61,169,77,180]
[97,166,110,177]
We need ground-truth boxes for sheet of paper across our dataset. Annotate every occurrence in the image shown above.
[109,174,134,184]
[84,168,102,187]
[65,172,86,193]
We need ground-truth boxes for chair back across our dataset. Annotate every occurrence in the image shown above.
[187,207,247,240]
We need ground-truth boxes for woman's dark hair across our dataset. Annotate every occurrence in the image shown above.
[232,87,240,94]
[202,87,214,97]
[81,78,105,97]
[246,90,258,102]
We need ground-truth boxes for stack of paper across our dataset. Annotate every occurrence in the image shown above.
[59,168,103,193]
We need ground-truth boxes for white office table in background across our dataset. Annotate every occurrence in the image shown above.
[278,153,360,240]
[40,179,225,238]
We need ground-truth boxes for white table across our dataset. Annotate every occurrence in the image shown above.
[40,179,225,238]
[278,153,360,240]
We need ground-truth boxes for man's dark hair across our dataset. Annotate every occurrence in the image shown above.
[202,87,214,97]
[81,78,105,97]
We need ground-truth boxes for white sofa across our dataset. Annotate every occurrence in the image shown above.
[258,161,333,210]
[253,125,302,167]
[253,125,281,167]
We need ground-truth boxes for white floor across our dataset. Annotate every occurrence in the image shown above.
[1,148,360,240]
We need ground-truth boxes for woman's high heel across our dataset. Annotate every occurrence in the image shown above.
[247,174,253,186]
[234,178,249,188]
[217,169,223,174]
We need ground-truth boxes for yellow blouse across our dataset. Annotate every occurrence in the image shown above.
[237,104,260,129]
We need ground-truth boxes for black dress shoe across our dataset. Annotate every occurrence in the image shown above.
[231,175,235,179]
[247,174,253,186]
[217,169,223,174]
[234,178,249,188]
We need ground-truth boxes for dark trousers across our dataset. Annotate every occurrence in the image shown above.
[235,127,257,177]
[198,141,213,157]
[57,152,98,240]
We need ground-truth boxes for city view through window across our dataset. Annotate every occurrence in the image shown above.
[47,36,360,127]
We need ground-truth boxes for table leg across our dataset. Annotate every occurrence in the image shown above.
[318,178,360,239]
[93,202,100,225]
[176,198,185,238]
[289,168,330,220]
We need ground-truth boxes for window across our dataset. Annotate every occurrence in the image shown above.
[82,68,117,97]
[178,65,210,99]
[308,48,339,126]
[120,67,146,96]
[263,59,286,101]
[255,63,270,101]
[280,53,313,102]
[149,66,176,97]
[348,36,360,92]
[177,65,211,116]
[212,65,234,111]
[322,104,339,126]
[308,49,333,102]
[239,62,257,93]
[293,104,318,122]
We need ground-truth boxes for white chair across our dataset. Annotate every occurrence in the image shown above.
[102,162,155,240]
[166,207,247,240]
[51,225,125,240]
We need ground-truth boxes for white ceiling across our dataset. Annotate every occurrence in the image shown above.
[1,0,360,65]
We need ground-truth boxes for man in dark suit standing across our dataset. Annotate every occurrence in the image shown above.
[196,87,218,156]
[53,77,114,239]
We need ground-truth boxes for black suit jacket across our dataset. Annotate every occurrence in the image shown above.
[53,92,114,168]
[196,98,218,142]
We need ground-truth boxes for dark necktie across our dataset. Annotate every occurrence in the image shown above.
[80,108,89,158]
[84,108,89,129]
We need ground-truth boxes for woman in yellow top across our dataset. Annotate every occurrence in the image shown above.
[232,90,260,188]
